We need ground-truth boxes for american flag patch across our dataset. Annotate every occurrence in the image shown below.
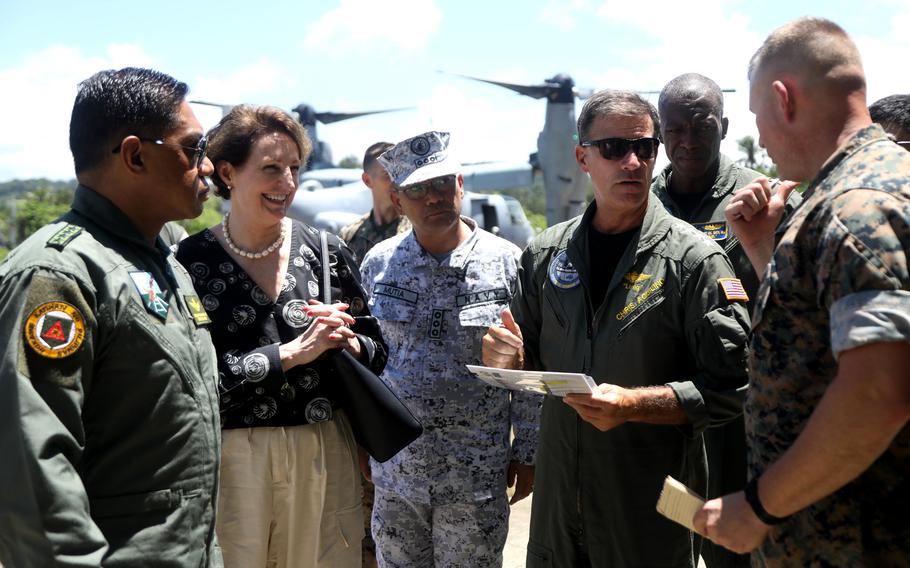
[718,278,749,301]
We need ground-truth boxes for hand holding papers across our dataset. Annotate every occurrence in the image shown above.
[466,365,596,397]
[656,476,705,532]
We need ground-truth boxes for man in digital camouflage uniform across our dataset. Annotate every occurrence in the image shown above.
[340,141,411,263]
[652,72,801,568]
[360,131,540,567]
[483,90,750,567]
[695,18,910,566]
[869,94,910,151]
[0,68,222,567]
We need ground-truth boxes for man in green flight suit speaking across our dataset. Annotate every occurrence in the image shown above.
[483,89,750,567]
[0,68,223,567]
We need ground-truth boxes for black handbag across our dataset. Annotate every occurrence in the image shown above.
[319,230,422,462]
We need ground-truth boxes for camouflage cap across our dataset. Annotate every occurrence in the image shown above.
[378,131,462,187]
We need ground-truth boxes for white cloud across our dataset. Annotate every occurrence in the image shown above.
[302,0,443,56]
[537,0,593,32]
[0,45,159,180]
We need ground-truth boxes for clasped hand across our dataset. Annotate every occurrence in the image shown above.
[281,300,361,369]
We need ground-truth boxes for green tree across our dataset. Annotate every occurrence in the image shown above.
[337,155,362,169]
[176,196,224,236]
[737,135,778,178]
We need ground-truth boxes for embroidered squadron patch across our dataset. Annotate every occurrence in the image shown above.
[693,221,728,241]
[719,278,749,302]
[548,250,580,290]
[24,301,86,358]
[184,294,211,325]
[129,272,169,320]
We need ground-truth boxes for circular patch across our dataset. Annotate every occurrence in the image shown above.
[218,262,234,274]
[307,280,319,298]
[208,278,226,294]
[280,382,296,401]
[300,245,317,262]
[297,368,320,390]
[305,397,333,423]
[253,396,278,420]
[189,262,209,278]
[282,299,311,328]
[202,294,220,311]
[243,353,270,382]
[547,250,580,290]
[350,297,365,315]
[282,273,297,294]
[293,256,307,268]
[410,136,431,156]
[25,301,86,359]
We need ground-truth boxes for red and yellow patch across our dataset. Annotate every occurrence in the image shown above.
[718,278,749,302]
[24,301,85,358]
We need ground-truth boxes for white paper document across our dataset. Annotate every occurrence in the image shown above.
[465,365,597,397]
[655,476,705,532]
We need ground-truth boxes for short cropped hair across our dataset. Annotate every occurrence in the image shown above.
[206,105,312,199]
[869,95,910,136]
[748,17,864,93]
[363,141,394,172]
[658,73,725,119]
[577,90,659,143]
[69,67,188,174]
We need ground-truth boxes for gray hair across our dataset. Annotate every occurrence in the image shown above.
[577,90,659,143]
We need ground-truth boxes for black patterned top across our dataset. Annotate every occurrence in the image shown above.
[176,220,387,430]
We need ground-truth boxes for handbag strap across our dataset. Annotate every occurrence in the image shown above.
[319,229,331,304]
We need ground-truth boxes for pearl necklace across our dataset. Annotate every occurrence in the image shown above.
[222,212,286,259]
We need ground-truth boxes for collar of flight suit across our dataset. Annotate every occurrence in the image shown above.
[566,196,675,299]
[70,184,173,259]
[652,153,742,207]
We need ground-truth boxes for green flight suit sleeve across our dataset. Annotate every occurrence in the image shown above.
[667,251,750,435]
[0,268,108,567]
[511,246,546,372]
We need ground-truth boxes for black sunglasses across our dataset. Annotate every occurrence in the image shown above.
[112,135,208,170]
[396,174,457,200]
[580,137,660,161]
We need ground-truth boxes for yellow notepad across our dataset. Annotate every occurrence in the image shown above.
[656,476,705,532]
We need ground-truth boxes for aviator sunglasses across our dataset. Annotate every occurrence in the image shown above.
[580,137,660,161]
[112,135,209,170]
[396,174,457,200]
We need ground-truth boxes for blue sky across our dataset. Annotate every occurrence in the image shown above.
[1,0,907,181]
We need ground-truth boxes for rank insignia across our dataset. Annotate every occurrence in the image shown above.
[694,221,728,241]
[184,294,211,325]
[25,301,86,358]
[719,278,749,302]
[129,272,169,320]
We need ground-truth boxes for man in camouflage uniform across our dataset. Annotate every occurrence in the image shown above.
[870,94,910,151]
[360,131,540,567]
[652,73,801,568]
[340,141,411,263]
[483,91,750,567]
[695,18,910,565]
[0,68,222,567]
[340,141,411,568]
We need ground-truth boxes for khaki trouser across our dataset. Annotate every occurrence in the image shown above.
[217,412,363,568]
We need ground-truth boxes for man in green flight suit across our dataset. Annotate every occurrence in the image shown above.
[483,90,750,567]
[651,73,801,568]
[0,68,223,567]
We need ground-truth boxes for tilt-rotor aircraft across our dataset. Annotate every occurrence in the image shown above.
[193,99,536,247]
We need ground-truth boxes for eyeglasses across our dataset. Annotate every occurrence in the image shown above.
[112,135,208,170]
[396,174,457,200]
[580,137,660,161]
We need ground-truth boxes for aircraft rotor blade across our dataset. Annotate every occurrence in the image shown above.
[453,74,555,100]
[314,108,410,124]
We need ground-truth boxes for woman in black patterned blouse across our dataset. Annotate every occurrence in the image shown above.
[176,105,386,568]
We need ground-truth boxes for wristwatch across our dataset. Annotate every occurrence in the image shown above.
[744,477,789,525]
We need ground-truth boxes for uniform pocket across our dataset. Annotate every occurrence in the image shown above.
[90,488,197,518]
[526,540,553,567]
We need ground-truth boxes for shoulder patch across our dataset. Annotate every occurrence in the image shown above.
[692,221,728,241]
[548,249,580,289]
[719,278,749,302]
[46,224,83,250]
[24,301,86,358]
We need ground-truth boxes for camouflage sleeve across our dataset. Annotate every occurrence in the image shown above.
[509,390,543,464]
[0,268,108,567]
[510,246,545,371]
[668,251,750,435]
[819,190,910,357]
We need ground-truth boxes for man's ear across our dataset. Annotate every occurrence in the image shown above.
[361,171,373,189]
[389,190,403,214]
[117,136,145,174]
[772,80,796,123]
[575,145,590,173]
[721,117,729,139]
